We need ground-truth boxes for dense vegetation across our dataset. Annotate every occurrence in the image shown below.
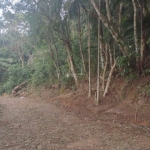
[0,0,150,105]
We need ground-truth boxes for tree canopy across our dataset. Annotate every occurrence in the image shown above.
[0,0,150,104]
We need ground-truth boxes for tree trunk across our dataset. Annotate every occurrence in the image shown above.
[49,44,60,81]
[65,41,78,87]
[105,0,115,69]
[113,43,116,62]
[132,0,139,68]
[95,0,101,106]
[103,60,117,97]
[100,46,105,69]
[100,22,104,70]
[140,33,146,73]
[108,44,113,68]
[88,12,91,98]
[139,3,145,73]
[20,54,24,69]
[105,0,111,22]
[51,33,61,81]
[91,0,128,56]
[78,3,87,75]
[18,47,24,69]
[102,44,108,90]
[118,2,123,33]
[12,81,28,96]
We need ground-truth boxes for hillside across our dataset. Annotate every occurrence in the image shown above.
[26,75,150,131]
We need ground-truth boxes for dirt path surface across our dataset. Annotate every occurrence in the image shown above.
[0,97,150,150]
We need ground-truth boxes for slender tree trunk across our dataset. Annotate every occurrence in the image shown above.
[19,53,24,69]
[119,2,123,33]
[140,33,146,73]
[98,2,104,70]
[100,47,104,69]
[105,0,113,69]
[88,12,91,98]
[132,0,139,68]
[139,3,145,73]
[105,0,111,22]
[51,34,61,81]
[102,44,108,90]
[100,23,104,69]
[103,60,117,97]
[51,33,60,67]
[78,3,87,74]
[49,44,60,81]
[17,44,24,69]
[113,43,116,61]
[91,0,128,56]
[95,0,101,106]
[65,41,78,87]
[27,53,34,66]
[60,18,79,86]
[108,44,113,68]
[15,34,24,69]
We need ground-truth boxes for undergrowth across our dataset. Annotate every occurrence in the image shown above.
[140,83,150,98]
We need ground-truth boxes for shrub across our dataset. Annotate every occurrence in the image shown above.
[0,64,32,95]
[117,53,136,77]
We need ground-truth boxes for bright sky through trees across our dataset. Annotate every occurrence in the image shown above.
[0,0,20,16]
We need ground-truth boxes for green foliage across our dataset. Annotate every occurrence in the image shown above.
[31,62,52,87]
[125,73,137,82]
[145,84,150,96]
[0,0,150,96]
[144,69,150,75]
[117,53,136,77]
[60,76,75,88]
[147,38,150,45]
[141,83,150,97]
[0,64,31,95]
[30,51,56,87]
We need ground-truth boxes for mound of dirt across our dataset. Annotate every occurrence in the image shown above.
[28,76,150,128]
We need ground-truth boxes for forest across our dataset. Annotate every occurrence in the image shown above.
[0,0,150,105]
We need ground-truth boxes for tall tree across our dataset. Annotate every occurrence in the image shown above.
[91,0,129,56]
[88,10,91,97]
[132,0,139,71]
[95,0,101,106]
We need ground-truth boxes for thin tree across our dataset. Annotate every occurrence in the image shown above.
[95,0,101,106]
[77,2,87,75]
[88,11,91,98]
[132,0,139,68]
[105,0,112,22]
[138,1,144,73]
[91,0,128,56]
[118,2,123,33]
[102,44,108,90]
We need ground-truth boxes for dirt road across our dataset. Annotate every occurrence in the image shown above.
[0,97,150,150]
